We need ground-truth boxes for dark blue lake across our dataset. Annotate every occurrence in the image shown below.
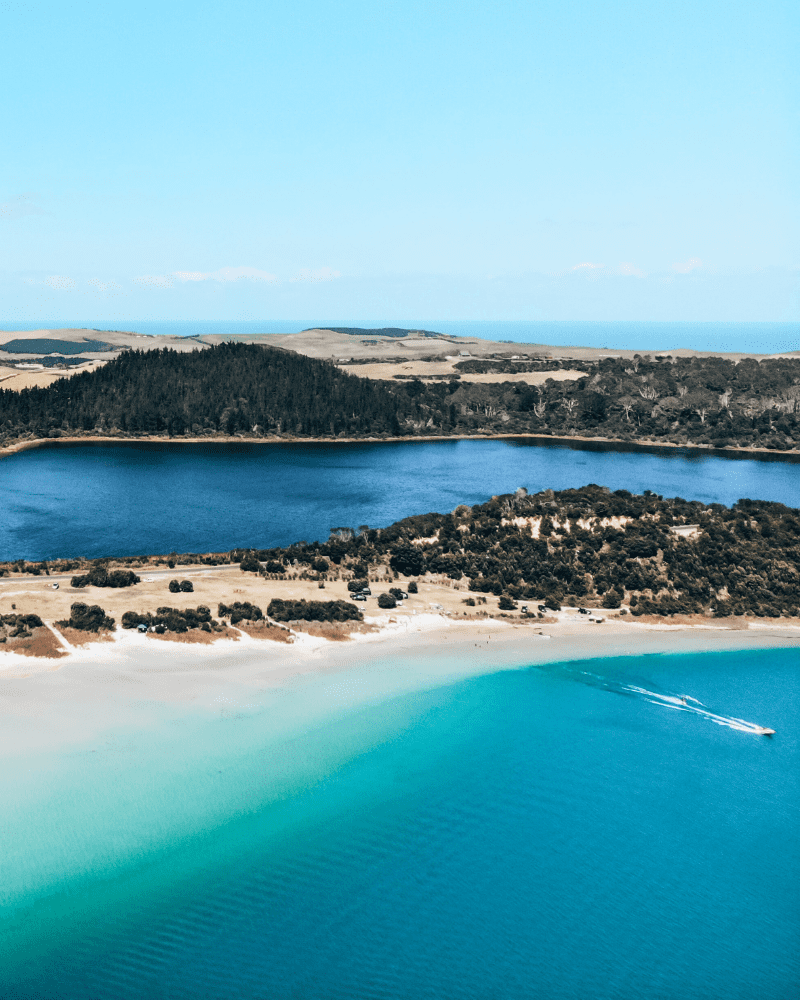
[2,438,800,560]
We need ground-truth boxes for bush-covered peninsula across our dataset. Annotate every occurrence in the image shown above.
[6,486,800,621]
[3,342,800,451]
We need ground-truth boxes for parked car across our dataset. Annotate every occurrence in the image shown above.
[353,593,367,601]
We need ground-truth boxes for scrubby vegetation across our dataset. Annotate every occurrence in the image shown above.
[0,612,44,641]
[70,567,140,588]
[3,343,800,451]
[57,602,115,632]
[266,599,363,623]
[252,485,800,619]
[6,485,800,628]
[218,601,263,624]
[121,606,219,633]
[168,579,194,593]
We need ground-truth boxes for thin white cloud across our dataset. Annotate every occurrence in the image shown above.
[173,266,278,283]
[672,257,702,274]
[290,267,341,283]
[44,275,76,290]
[134,274,174,289]
[571,262,604,271]
[88,278,123,294]
[0,193,44,220]
[617,262,645,277]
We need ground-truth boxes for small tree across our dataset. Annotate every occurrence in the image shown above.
[240,554,260,573]
[180,580,194,592]
[498,594,517,610]
[58,602,115,632]
[168,579,181,593]
[377,593,397,609]
[407,581,418,593]
[348,578,369,592]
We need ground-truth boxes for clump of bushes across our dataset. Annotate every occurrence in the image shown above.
[71,566,140,589]
[121,605,217,633]
[57,602,115,632]
[347,579,369,592]
[498,595,517,610]
[377,593,396,609]
[266,599,363,623]
[601,588,623,609]
[263,560,285,574]
[168,579,194,593]
[218,601,263,624]
[407,581,418,594]
[1,612,44,629]
[239,554,261,573]
[0,612,45,640]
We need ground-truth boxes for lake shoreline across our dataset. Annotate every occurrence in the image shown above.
[2,431,799,462]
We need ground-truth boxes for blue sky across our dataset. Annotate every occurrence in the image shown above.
[1,0,797,323]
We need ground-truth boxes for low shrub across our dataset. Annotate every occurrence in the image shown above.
[377,593,396,609]
[218,601,263,624]
[407,581,418,594]
[121,605,216,633]
[57,602,115,632]
[71,567,140,589]
[1,612,44,629]
[1,612,44,638]
[347,579,369,592]
[267,599,363,623]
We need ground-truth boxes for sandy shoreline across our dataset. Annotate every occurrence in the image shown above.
[2,609,797,689]
[2,431,799,461]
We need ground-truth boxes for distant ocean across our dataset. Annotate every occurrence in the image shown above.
[2,320,798,354]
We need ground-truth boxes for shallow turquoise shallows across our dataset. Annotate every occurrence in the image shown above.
[1,646,797,998]
[2,438,800,561]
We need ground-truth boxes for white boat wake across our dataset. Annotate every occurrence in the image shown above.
[538,666,777,735]
[622,685,775,735]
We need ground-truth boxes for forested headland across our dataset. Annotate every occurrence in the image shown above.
[257,486,800,619]
[7,486,800,621]
[2,342,800,452]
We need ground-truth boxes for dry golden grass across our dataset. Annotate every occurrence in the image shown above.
[0,361,107,392]
[338,360,587,384]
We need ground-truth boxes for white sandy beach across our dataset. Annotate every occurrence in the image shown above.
[1,608,796,723]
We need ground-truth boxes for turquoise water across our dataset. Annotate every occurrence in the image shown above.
[1,646,797,998]
[2,319,798,353]
[3,438,800,561]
